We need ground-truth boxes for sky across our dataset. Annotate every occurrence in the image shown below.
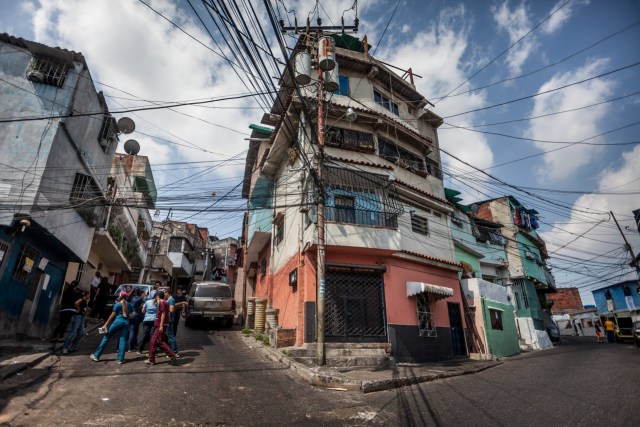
[1,0,639,305]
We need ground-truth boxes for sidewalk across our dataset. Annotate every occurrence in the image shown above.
[241,334,502,393]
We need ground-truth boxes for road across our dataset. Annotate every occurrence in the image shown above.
[1,324,638,426]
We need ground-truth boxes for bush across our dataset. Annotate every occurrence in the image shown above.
[241,327,251,336]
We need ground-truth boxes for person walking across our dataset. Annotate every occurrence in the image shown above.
[138,292,159,355]
[146,291,177,366]
[165,289,180,357]
[51,281,81,342]
[127,288,144,352]
[62,291,90,354]
[604,318,616,343]
[172,288,187,338]
[90,291,131,364]
[595,323,604,343]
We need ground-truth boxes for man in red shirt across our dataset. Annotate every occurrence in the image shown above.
[145,291,177,365]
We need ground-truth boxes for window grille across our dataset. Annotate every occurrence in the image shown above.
[378,137,426,174]
[325,127,375,153]
[374,90,399,115]
[70,173,100,206]
[411,214,429,236]
[425,158,442,179]
[274,215,284,246]
[0,240,9,272]
[98,115,118,154]
[417,292,437,337]
[12,244,39,284]
[489,309,504,330]
[334,195,356,223]
[26,56,69,87]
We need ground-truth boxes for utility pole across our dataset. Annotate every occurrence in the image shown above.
[315,51,327,366]
[281,17,358,366]
[611,211,640,276]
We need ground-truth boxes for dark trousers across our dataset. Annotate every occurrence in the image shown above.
[52,311,74,339]
[173,312,181,336]
[606,330,615,343]
[138,320,155,352]
[128,319,142,351]
[148,326,175,363]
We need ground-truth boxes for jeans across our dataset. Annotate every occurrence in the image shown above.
[128,318,141,351]
[606,330,615,343]
[148,326,175,363]
[138,320,155,352]
[167,318,178,353]
[52,311,74,338]
[63,315,85,351]
[93,318,129,361]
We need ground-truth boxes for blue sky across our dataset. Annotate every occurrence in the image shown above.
[1,0,639,304]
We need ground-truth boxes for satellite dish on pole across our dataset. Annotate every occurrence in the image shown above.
[117,117,135,134]
[123,139,140,155]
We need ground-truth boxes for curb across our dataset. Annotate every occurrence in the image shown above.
[241,333,503,393]
[0,352,55,382]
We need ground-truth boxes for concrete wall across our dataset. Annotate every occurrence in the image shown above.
[482,298,520,358]
[516,317,553,350]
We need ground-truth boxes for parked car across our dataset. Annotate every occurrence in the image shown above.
[613,315,634,342]
[546,322,560,343]
[104,284,154,315]
[185,281,235,328]
[633,320,640,348]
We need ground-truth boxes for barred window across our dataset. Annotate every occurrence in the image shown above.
[12,244,39,284]
[411,214,429,236]
[70,173,100,206]
[26,56,69,87]
[425,158,442,179]
[169,237,183,252]
[417,293,437,337]
[325,127,375,152]
[0,240,9,272]
[98,115,118,154]
[378,137,426,173]
[374,90,399,115]
[274,215,284,246]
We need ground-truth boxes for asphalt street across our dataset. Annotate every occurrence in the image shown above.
[1,324,638,426]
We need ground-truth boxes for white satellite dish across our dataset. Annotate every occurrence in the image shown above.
[123,139,140,155]
[117,117,135,134]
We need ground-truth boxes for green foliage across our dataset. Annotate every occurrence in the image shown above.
[281,349,289,356]
[254,333,270,346]
[241,327,251,336]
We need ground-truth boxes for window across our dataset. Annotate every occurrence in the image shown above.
[417,293,437,337]
[169,237,183,252]
[325,127,375,152]
[411,214,429,236]
[374,90,399,115]
[334,195,355,224]
[0,240,8,272]
[12,244,39,284]
[333,75,350,96]
[378,137,426,174]
[26,55,69,87]
[489,309,503,330]
[425,158,442,179]
[513,291,521,310]
[97,115,118,154]
[274,215,284,246]
[70,173,101,226]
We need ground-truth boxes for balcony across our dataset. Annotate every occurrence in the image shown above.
[151,254,173,274]
[92,228,131,273]
[168,251,194,277]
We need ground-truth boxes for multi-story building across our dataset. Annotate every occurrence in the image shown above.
[0,33,122,337]
[592,280,639,341]
[474,196,556,350]
[445,190,519,358]
[241,34,468,363]
[548,287,583,315]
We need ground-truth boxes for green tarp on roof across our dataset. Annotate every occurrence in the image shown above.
[249,124,273,135]
[330,33,371,53]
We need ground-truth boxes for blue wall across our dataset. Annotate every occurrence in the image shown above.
[592,281,640,314]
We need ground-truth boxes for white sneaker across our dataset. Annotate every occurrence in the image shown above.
[62,349,68,354]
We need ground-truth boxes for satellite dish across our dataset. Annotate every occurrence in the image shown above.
[123,139,140,155]
[117,117,135,134]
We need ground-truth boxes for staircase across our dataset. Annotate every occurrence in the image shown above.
[129,267,142,283]
[284,343,390,368]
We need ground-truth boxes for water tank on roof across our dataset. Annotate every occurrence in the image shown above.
[294,52,312,85]
[318,36,336,71]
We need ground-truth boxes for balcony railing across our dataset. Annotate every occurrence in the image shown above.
[325,207,398,228]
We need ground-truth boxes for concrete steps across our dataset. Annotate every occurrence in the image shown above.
[283,343,390,368]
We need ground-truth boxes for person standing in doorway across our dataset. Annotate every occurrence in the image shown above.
[145,291,177,366]
[90,292,131,364]
[604,318,616,343]
[63,291,90,354]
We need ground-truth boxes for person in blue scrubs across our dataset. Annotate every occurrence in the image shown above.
[90,291,131,364]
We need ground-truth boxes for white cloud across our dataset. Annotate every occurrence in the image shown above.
[491,1,536,75]
[542,0,588,34]
[378,5,494,175]
[401,24,410,34]
[541,145,640,304]
[526,58,615,182]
